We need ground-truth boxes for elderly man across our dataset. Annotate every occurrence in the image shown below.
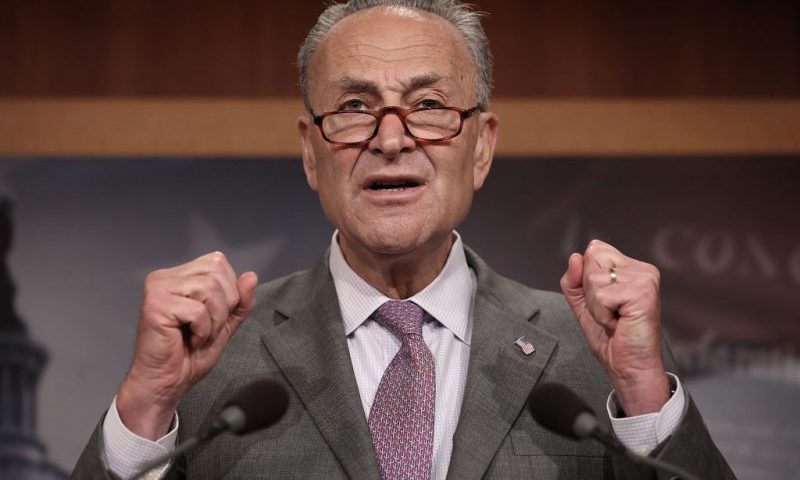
[72,1,735,479]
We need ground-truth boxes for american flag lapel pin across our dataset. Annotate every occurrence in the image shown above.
[514,336,535,356]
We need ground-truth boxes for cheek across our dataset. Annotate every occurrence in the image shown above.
[446,154,477,197]
[453,159,479,218]
[312,143,349,190]
[314,151,361,222]
[316,164,346,205]
[425,159,475,225]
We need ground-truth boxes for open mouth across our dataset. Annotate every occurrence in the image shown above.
[368,180,421,191]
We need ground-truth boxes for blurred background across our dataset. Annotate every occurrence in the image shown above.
[0,1,798,479]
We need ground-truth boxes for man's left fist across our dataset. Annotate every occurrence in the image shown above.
[560,239,670,416]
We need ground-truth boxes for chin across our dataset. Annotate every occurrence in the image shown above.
[366,230,424,256]
[369,229,458,264]
[354,219,433,256]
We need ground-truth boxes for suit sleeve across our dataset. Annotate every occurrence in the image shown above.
[70,414,184,480]
[70,416,123,480]
[609,342,738,480]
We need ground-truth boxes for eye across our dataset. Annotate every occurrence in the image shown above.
[417,98,446,109]
[338,98,369,111]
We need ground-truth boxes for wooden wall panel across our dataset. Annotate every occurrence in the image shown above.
[1,0,798,97]
[3,98,798,156]
[0,0,319,96]
[485,0,800,96]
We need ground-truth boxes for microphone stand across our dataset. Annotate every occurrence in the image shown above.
[591,428,703,480]
[130,421,227,480]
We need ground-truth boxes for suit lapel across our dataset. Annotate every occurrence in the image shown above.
[256,247,559,480]
[259,255,379,480]
[447,250,559,480]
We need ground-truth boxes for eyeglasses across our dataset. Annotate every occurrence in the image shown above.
[310,105,481,146]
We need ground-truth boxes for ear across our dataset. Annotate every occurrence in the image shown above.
[298,114,319,192]
[472,111,498,191]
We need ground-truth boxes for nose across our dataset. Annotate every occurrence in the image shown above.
[368,110,416,158]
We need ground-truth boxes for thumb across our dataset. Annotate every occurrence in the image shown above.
[560,253,586,315]
[231,271,259,324]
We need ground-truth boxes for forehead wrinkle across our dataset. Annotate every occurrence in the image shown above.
[401,72,443,92]
[332,77,380,96]
[326,37,455,76]
[333,46,445,72]
[331,42,460,90]
[330,72,443,95]
[326,76,458,110]
[310,8,478,107]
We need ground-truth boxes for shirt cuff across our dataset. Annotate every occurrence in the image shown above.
[607,372,685,455]
[101,396,179,480]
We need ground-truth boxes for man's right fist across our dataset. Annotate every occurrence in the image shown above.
[116,252,258,440]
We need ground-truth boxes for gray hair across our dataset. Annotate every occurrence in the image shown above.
[297,0,493,111]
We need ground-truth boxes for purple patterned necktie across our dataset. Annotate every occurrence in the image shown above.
[368,300,435,480]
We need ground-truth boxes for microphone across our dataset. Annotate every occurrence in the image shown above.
[131,379,289,480]
[528,383,702,480]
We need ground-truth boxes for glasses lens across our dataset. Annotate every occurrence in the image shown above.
[407,109,461,140]
[322,112,376,144]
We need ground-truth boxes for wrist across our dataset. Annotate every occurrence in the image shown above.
[612,369,671,416]
[116,374,182,440]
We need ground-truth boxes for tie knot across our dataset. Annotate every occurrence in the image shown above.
[373,300,425,338]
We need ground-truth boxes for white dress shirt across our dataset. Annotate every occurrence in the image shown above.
[329,231,474,480]
[102,231,685,479]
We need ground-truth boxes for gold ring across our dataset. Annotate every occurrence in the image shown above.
[609,268,617,284]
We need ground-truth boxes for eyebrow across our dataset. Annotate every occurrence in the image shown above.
[403,73,444,91]
[331,72,444,96]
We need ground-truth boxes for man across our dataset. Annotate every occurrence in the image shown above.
[72,1,735,479]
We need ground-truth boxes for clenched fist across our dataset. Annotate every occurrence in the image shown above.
[116,252,258,440]
[560,239,670,416]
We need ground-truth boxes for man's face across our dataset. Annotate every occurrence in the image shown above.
[298,6,497,261]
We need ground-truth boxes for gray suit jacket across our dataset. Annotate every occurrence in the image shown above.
[72,247,735,479]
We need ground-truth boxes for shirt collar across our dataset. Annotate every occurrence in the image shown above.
[328,230,474,345]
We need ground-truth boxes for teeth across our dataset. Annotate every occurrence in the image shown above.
[371,181,418,190]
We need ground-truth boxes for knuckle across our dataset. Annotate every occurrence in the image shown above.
[223,294,239,312]
[144,269,165,285]
[206,251,228,269]
[649,274,660,290]
[139,300,157,321]
[635,276,659,296]
[594,288,607,304]
[641,264,661,286]
[206,276,236,308]
[587,238,610,252]
[587,272,604,287]
[198,274,221,295]
[650,265,661,283]
[187,301,207,323]
[207,274,223,291]
[140,293,168,323]
[142,282,156,299]
[141,282,165,308]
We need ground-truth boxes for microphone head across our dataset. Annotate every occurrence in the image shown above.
[223,379,289,435]
[527,382,596,440]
